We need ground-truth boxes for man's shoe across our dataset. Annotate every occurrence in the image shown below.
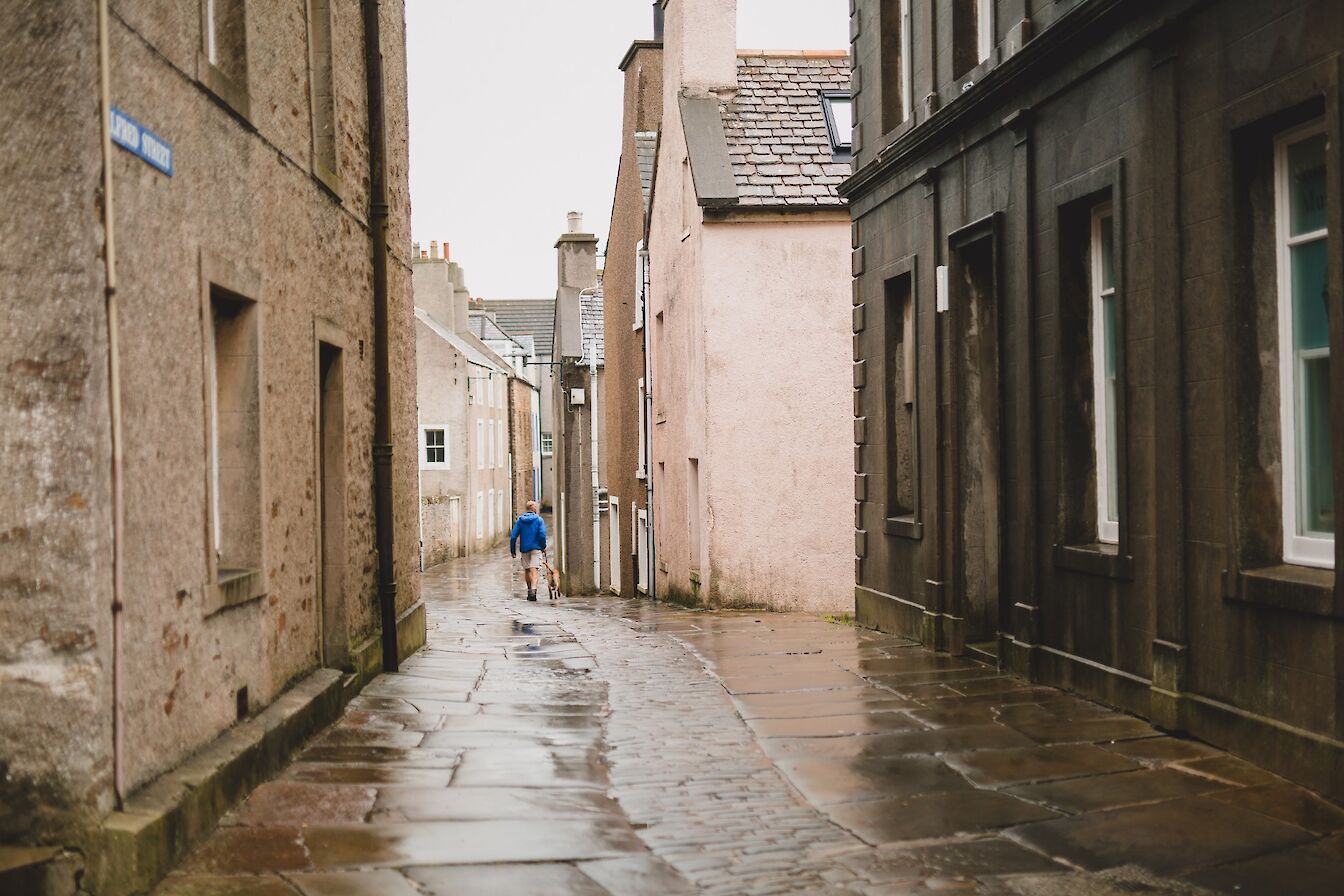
[527,591,537,602]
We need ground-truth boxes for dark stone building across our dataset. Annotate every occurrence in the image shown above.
[845,0,1343,800]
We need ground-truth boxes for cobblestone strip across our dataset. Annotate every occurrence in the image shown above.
[489,595,873,896]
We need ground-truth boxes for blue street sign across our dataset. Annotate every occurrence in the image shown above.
[109,106,173,176]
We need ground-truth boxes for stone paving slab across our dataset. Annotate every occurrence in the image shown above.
[154,548,1344,895]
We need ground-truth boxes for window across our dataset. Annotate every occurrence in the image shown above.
[208,287,261,573]
[952,0,988,80]
[306,0,337,183]
[977,0,994,65]
[498,489,506,532]
[1052,165,1129,573]
[476,491,484,538]
[488,417,495,468]
[880,0,913,130]
[498,419,506,468]
[488,488,495,534]
[1276,122,1333,567]
[1091,204,1119,544]
[541,432,554,457]
[885,271,917,522]
[476,419,484,470]
[205,0,248,86]
[420,424,448,470]
[822,93,853,156]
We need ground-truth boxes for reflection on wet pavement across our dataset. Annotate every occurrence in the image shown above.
[155,548,1344,895]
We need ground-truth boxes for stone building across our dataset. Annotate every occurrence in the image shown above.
[0,0,421,888]
[846,0,1344,801]
[645,0,854,612]
[413,249,518,566]
[602,21,664,598]
[478,299,559,509]
[551,215,606,594]
[467,309,542,516]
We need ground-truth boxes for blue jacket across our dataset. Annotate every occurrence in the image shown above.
[510,512,547,554]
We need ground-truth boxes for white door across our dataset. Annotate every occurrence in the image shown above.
[609,498,621,594]
[637,509,650,594]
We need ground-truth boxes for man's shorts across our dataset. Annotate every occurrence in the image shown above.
[520,550,544,570]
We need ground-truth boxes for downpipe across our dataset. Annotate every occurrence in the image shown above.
[363,0,399,671]
[589,340,600,589]
[98,0,127,810]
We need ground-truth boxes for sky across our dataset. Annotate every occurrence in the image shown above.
[406,0,849,299]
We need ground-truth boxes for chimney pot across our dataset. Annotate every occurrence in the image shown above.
[567,211,584,233]
[653,1,664,40]
[429,240,439,259]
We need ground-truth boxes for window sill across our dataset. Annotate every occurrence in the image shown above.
[1053,543,1134,580]
[197,53,252,124]
[1227,564,1338,619]
[205,568,265,617]
[312,160,344,203]
[885,516,923,540]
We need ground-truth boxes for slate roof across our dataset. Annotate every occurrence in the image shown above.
[722,53,852,208]
[579,281,604,366]
[636,131,658,213]
[477,299,556,357]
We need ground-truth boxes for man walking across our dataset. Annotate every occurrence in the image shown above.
[509,500,548,602]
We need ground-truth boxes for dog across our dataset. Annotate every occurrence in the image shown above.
[542,552,561,600]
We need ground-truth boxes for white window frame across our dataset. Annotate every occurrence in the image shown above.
[488,488,495,534]
[488,416,495,469]
[476,419,484,470]
[1090,203,1119,545]
[541,431,554,458]
[419,423,449,470]
[977,0,994,64]
[1275,120,1334,569]
[900,0,913,122]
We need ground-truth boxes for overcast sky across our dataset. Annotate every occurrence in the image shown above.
[406,0,848,299]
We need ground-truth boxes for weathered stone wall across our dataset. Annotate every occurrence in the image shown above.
[0,0,420,843]
[509,376,536,515]
[0,0,115,842]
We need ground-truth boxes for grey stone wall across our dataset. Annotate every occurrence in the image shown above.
[848,0,1344,801]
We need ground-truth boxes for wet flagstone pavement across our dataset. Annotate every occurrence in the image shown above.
[155,549,1344,895]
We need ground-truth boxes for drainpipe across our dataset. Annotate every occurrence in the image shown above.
[589,337,600,590]
[640,246,656,600]
[98,0,127,810]
[363,0,398,671]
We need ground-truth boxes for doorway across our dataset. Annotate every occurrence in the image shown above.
[609,497,622,594]
[317,341,348,668]
[949,220,1006,650]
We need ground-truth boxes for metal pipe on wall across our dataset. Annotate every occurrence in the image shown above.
[98,0,128,810]
[590,343,600,589]
[363,0,399,672]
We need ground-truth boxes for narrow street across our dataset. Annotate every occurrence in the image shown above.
[147,548,1344,895]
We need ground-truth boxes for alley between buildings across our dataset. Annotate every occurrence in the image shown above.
[153,549,1344,895]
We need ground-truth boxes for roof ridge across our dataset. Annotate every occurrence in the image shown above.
[735,49,850,58]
